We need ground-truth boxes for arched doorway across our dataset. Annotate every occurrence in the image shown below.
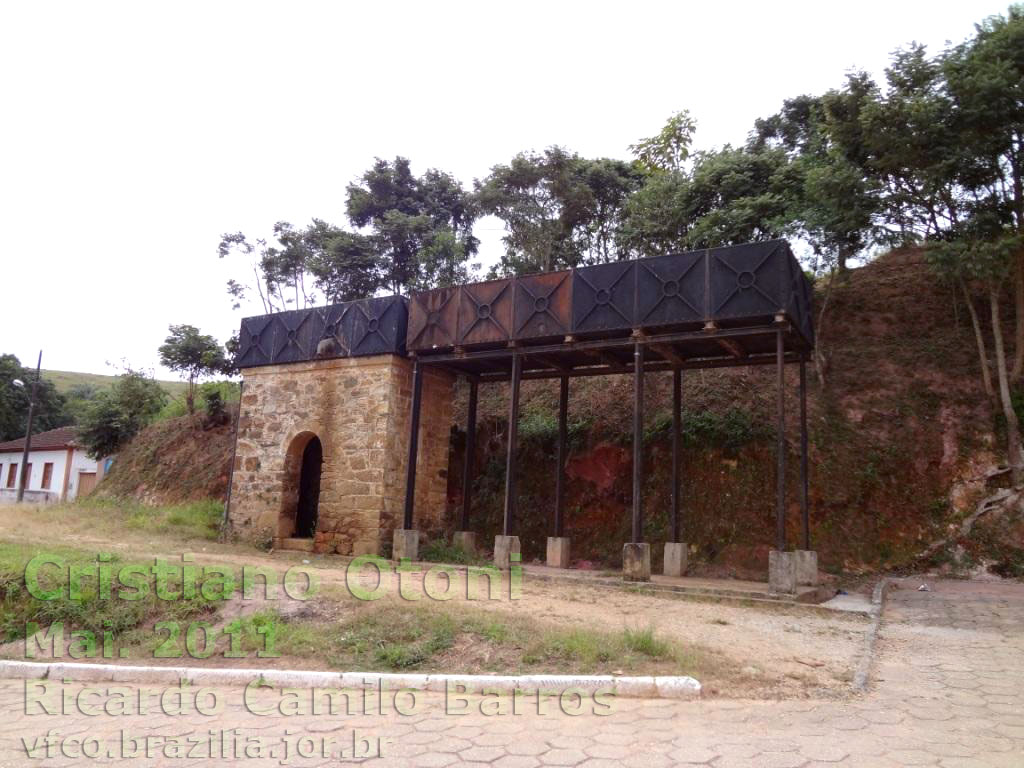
[294,436,322,538]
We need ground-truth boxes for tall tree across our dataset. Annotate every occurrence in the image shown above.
[345,157,479,293]
[78,368,168,459]
[0,355,69,441]
[477,147,642,274]
[158,325,230,415]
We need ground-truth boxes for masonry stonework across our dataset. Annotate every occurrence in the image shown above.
[228,355,453,555]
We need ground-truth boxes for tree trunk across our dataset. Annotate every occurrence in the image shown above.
[962,277,994,398]
[813,267,838,388]
[990,286,1024,487]
[837,244,851,272]
[1013,254,1024,381]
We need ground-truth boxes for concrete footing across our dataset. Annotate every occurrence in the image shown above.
[769,550,797,594]
[794,550,818,586]
[546,537,571,568]
[663,542,688,577]
[622,543,651,582]
[493,535,521,570]
[392,529,419,562]
[453,531,477,555]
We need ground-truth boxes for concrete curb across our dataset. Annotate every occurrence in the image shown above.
[0,660,700,700]
[852,577,891,692]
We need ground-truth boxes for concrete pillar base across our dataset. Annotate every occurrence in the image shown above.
[392,529,419,562]
[623,543,651,582]
[663,542,688,577]
[795,550,818,586]
[453,531,477,555]
[546,537,571,569]
[493,535,521,570]
[769,550,797,594]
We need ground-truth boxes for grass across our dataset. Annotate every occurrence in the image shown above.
[419,538,490,566]
[262,600,703,676]
[5,498,223,544]
[123,500,222,540]
[42,369,187,399]
[0,540,221,647]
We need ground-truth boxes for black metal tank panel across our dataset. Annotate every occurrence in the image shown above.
[707,241,790,324]
[514,271,572,342]
[634,251,705,331]
[571,261,636,335]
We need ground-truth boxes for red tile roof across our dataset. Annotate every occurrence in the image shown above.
[0,426,80,453]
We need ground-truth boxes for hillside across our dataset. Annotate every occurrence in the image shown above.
[43,369,187,400]
[95,410,236,506]
[96,248,1023,577]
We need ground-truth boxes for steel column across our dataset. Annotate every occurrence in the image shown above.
[460,378,478,531]
[799,358,810,551]
[671,367,682,543]
[632,342,645,543]
[402,359,423,530]
[502,353,522,536]
[554,376,569,537]
[775,329,786,552]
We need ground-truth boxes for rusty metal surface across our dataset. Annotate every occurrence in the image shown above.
[407,287,458,352]
[514,271,572,341]
[456,278,514,347]
[237,240,815,365]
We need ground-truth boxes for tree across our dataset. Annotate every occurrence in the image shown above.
[78,368,167,459]
[158,325,230,415]
[476,147,642,274]
[346,157,479,293]
[629,110,697,174]
[945,7,1024,378]
[0,354,69,441]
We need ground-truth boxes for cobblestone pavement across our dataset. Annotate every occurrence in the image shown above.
[1,577,1021,767]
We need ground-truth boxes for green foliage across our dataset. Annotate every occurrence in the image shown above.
[476,147,644,274]
[629,110,696,174]
[77,368,168,458]
[158,325,231,415]
[345,157,479,293]
[418,538,488,566]
[647,407,768,452]
[0,354,71,442]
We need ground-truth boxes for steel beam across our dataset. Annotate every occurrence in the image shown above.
[555,376,569,537]
[460,377,478,531]
[671,367,682,543]
[403,359,423,530]
[775,329,786,552]
[800,358,810,551]
[502,353,522,536]
[632,341,645,543]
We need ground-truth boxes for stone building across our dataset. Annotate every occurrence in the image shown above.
[226,298,453,555]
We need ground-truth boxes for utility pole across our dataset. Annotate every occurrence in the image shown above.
[16,351,42,503]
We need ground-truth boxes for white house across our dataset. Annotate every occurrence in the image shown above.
[0,427,107,503]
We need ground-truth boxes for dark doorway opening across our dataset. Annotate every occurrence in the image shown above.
[295,436,322,538]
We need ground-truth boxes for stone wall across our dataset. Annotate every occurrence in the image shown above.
[228,355,454,555]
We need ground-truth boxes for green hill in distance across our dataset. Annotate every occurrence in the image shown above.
[42,369,188,400]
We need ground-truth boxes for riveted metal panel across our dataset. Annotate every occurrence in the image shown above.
[514,270,572,342]
[407,287,458,352]
[236,315,278,369]
[635,251,705,331]
[571,261,636,335]
[708,241,789,324]
[457,278,514,347]
[344,295,408,357]
[269,307,325,365]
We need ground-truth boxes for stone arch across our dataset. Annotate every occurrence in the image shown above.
[279,431,323,540]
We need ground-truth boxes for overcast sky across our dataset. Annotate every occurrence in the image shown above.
[0,0,1007,378]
